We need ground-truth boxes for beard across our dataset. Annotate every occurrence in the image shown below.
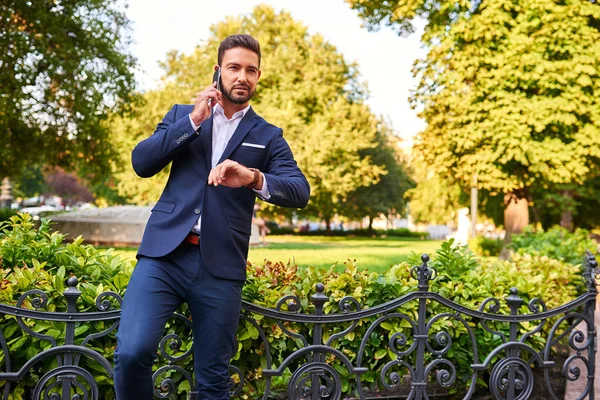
[221,82,255,104]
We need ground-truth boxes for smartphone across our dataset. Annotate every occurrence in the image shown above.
[208,67,221,108]
[212,67,221,92]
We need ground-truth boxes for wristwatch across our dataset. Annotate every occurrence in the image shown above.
[245,168,261,189]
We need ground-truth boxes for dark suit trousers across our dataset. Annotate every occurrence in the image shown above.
[114,242,243,399]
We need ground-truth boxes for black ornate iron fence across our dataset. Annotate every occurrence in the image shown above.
[0,251,597,400]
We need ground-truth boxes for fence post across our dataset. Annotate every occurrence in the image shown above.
[585,251,597,400]
[412,254,434,399]
[58,276,82,398]
[505,287,524,400]
[310,283,328,399]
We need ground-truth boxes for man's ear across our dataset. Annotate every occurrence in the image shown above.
[257,70,262,81]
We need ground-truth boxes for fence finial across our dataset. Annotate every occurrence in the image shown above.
[411,253,436,290]
[311,283,328,315]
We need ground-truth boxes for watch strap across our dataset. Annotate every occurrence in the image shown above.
[245,168,261,189]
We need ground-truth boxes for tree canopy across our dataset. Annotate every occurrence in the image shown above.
[344,126,414,228]
[414,0,600,193]
[0,0,137,180]
[348,0,600,230]
[405,156,463,225]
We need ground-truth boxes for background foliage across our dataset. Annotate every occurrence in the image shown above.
[508,226,597,265]
[347,0,600,231]
[0,0,137,181]
[108,6,411,226]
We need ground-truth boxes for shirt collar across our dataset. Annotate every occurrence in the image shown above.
[213,103,251,121]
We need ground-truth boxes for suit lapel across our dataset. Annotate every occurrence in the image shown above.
[218,107,259,165]
[201,114,213,169]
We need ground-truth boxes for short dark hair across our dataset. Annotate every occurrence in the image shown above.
[218,34,261,67]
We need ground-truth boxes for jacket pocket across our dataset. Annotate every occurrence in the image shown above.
[239,145,265,154]
[227,216,252,235]
[232,147,266,169]
[152,201,176,213]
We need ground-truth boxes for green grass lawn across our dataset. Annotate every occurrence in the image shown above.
[248,236,442,273]
[111,236,443,274]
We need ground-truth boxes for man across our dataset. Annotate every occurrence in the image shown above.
[114,34,310,399]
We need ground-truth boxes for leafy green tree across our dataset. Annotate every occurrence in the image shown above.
[405,156,464,225]
[113,6,386,224]
[346,0,472,39]
[0,0,137,180]
[298,100,385,229]
[109,91,173,206]
[348,0,600,236]
[344,128,414,231]
[532,170,600,230]
[572,173,600,229]
[11,166,47,200]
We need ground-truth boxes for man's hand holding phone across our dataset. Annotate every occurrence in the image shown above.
[190,81,221,126]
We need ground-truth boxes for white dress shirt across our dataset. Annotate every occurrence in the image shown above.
[189,103,269,233]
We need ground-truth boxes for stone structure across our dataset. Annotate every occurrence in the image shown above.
[50,206,152,246]
[0,178,13,208]
[51,205,261,247]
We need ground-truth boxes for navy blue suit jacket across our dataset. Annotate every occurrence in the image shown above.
[132,104,310,281]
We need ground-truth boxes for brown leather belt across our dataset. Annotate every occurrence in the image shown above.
[184,233,200,245]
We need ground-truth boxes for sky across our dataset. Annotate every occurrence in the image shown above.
[125,0,427,143]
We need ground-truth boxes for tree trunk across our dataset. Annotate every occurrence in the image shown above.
[324,216,331,233]
[368,215,374,234]
[503,191,529,246]
[560,190,574,232]
[527,191,541,226]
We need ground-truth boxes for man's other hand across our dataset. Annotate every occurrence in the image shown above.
[190,82,222,126]
[208,160,255,188]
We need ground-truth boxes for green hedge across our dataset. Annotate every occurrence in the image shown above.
[469,236,503,257]
[0,214,135,400]
[0,207,17,222]
[0,215,587,399]
[509,226,597,265]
